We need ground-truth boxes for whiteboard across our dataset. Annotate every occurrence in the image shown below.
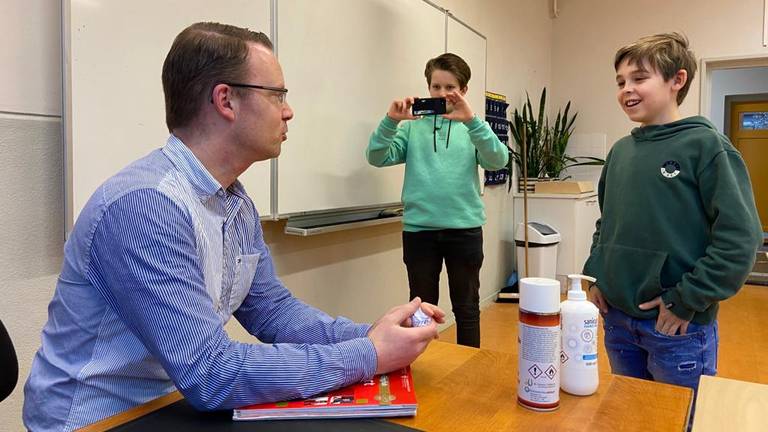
[65,0,272,227]
[275,0,445,215]
[447,15,486,120]
[1,0,61,115]
[447,14,487,193]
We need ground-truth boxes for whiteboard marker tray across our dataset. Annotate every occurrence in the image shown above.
[284,206,403,236]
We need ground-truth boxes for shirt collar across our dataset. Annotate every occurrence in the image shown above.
[162,134,224,201]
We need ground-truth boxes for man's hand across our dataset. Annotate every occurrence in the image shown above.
[442,91,474,123]
[368,297,443,375]
[411,301,446,328]
[586,283,609,314]
[638,296,690,336]
[386,97,419,122]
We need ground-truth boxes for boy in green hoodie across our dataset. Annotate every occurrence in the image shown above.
[366,53,508,347]
[584,33,762,394]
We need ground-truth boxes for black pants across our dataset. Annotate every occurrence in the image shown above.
[402,228,483,347]
[0,320,18,402]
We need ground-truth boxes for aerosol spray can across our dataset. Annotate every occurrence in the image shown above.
[518,277,561,411]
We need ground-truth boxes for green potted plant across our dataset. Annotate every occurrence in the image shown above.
[507,88,549,192]
[506,88,604,192]
[542,100,605,180]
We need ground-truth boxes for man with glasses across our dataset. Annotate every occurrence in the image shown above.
[24,22,444,431]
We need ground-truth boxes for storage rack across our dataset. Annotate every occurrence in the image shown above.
[484,91,510,186]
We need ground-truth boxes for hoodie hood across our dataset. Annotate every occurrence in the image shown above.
[631,116,716,142]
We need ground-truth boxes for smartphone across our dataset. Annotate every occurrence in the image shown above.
[412,97,447,116]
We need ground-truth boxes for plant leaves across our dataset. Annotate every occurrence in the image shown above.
[505,87,601,185]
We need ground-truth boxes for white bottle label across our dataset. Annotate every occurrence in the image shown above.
[561,315,598,369]
[518,322,560,406]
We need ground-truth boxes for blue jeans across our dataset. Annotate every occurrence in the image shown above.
[602,306,718,395]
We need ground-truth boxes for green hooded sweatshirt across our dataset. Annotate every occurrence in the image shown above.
[583,116,762,324]
[366,115,509,232]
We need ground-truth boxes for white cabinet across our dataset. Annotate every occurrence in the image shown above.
[513,192,601,287]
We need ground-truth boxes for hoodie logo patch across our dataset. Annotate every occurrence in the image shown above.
[660,160,681,178]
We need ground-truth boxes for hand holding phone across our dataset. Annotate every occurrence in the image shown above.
[442,91,474,122]
[387,97,420,122]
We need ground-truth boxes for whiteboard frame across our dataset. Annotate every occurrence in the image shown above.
[62,0,74,232]
[764,0,767,47]
[269,0,280,220]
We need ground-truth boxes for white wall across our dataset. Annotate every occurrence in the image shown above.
[0,1,552,430]
[711,67,768,132]
[551,0,768,149]
[0,1,63,431]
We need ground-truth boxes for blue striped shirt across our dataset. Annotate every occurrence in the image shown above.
[23,136,377,431]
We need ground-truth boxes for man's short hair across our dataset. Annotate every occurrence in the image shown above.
[614,32,697,105]
[424,53,471,89]
[162,22,273,131]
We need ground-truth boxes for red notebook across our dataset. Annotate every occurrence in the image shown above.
[233,367,417,421]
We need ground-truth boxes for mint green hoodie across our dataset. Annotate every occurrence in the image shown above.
[583,116,762,324]
[367,115,508,232]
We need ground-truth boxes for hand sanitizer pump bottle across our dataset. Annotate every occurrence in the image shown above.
[560,274,599,396]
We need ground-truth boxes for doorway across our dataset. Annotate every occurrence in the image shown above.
[700,56,768,234]
[728,100,768,232]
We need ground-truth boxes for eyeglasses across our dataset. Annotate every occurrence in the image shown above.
[222,82,288,104]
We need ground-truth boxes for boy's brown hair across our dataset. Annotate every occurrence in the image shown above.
[424,53,471,89]
[614,32,697,105]
[162,22,273,132]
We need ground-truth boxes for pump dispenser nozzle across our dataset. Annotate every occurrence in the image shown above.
[561,274,600,396]
[567,274,597,301]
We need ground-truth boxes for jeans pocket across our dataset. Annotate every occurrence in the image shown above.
[649,327,699,341]
[644,321,709,387]
[648,321,709,341]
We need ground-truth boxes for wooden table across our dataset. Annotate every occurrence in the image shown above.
[389,341,692,431]
[79,341,692,431]
[691,375,768,432]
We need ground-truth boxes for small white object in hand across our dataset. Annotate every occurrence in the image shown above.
[411,308,432,327]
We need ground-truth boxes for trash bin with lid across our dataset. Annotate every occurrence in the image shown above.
[515,222,561,279]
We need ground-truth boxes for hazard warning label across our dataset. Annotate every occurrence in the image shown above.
[544,365,557,380]
[528,364,543,379]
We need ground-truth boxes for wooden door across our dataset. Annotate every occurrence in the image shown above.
[729,101,768,232]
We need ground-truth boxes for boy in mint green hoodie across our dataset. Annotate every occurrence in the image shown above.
[366,53,508,347]
[584,33,762,396]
